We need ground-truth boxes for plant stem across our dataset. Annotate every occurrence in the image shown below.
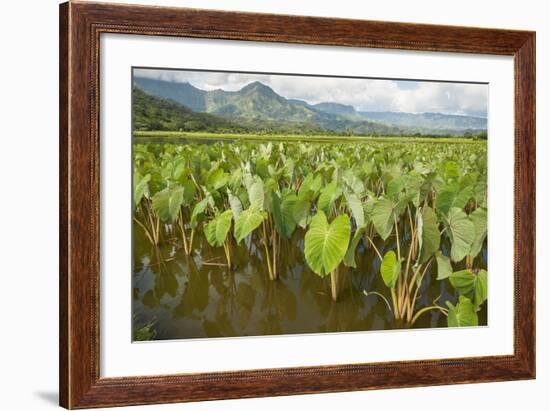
[366,236,383,261]
[466,255,473,269]
[406,261,433,322]
[363,290,392,313]
[133,217,155,245]
[330,266,340,302]
[178,209,189,255]
[261,220,274,280]
[409,259,431,295]
[411,305,448,326]
[272,226,278,280]
[394,215,401,261]
[155,213,160,244]
[391,288,400,320]
[144,201,160,245]
[189,229,195,254]
[400,225,416,312]
[223,240,232,270]
[189,173,202,200]
[407,207,416,259]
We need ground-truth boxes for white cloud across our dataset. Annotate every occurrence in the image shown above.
[133,68,487,117]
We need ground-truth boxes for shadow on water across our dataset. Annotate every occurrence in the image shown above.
[132,221,487,340]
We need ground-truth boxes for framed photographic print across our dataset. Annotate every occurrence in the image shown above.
[59,1,535,409]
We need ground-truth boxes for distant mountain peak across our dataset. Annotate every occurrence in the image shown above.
[239,81,277,95]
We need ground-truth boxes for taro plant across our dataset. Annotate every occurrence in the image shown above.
[204,210,233,269]
[304,210,351,301]
[367,197,445,325]
[357,160,488,327]
[133,139,488,329]
[133,172,161,245]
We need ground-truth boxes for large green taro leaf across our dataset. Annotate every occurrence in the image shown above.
[469,207,488,258]
[386,174,422,206]
[133,173,150,209]
[190,198,208,229]
[151,185,184,223]
[436,183,473,216]
[317,181,341,215]
[449,269,488,308]
[344,190,365,228]
[148,171,166,196]
[447,296,479,327]
[342,169,365,195]
[204,210,233,247]
[344,226,366,268]
[371,198,394,241]
[386,175,408,200]
[206,168,229,190]
[247,178,264,210]
[304,211,350,277]
[180,179,196,206]
[380,250,401,289]
[227,167,243,192]
[293,197,311,228]
[227,190,243,219]
[272,192,297,238]
[444,161,460,181]
[445,207,475,262]
[474,269,488,308]
[419,207,440,263]
[234,205,265,243]
[298,173,322,201]
[435,251,453,280]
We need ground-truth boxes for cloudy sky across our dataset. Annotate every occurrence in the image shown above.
[134,68,488,117]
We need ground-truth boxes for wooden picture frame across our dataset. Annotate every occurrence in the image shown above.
[59,1,535,408]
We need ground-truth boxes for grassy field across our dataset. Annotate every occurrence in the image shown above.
[133,130,484,145]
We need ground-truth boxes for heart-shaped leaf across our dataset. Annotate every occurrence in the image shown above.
[190,197,208,228]
[419,207,440,263]
[449,269,488,308]
[436,183,473,215]
[386,176,407,200]
[247,178,264,210]
[272,192,297,238]
[344,226,366,268]
[204,210,233,247]
[227,190,243,219]
[344,190,365,228]
[180,179,196,206]
[435,251,453,280]
[469,207,487,258]
[234,205,265,243]
[371,198,394,241]
[343,169,365,195]
[444,161,460,181]
[133,173,150,209]
[380,250,401,288]
[445,207,475,262]
[152,185,184,223]
[293,197,311,228]
[317,181,341,215]
[474,269,488,308]
[304,211,350,277]
[447,296,479,327]
[206,168,229,190]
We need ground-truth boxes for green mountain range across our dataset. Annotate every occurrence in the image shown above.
[133,87,247,133]
[133,76,487,137]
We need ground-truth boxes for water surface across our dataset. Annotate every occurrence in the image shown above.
[132,224,487,340]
